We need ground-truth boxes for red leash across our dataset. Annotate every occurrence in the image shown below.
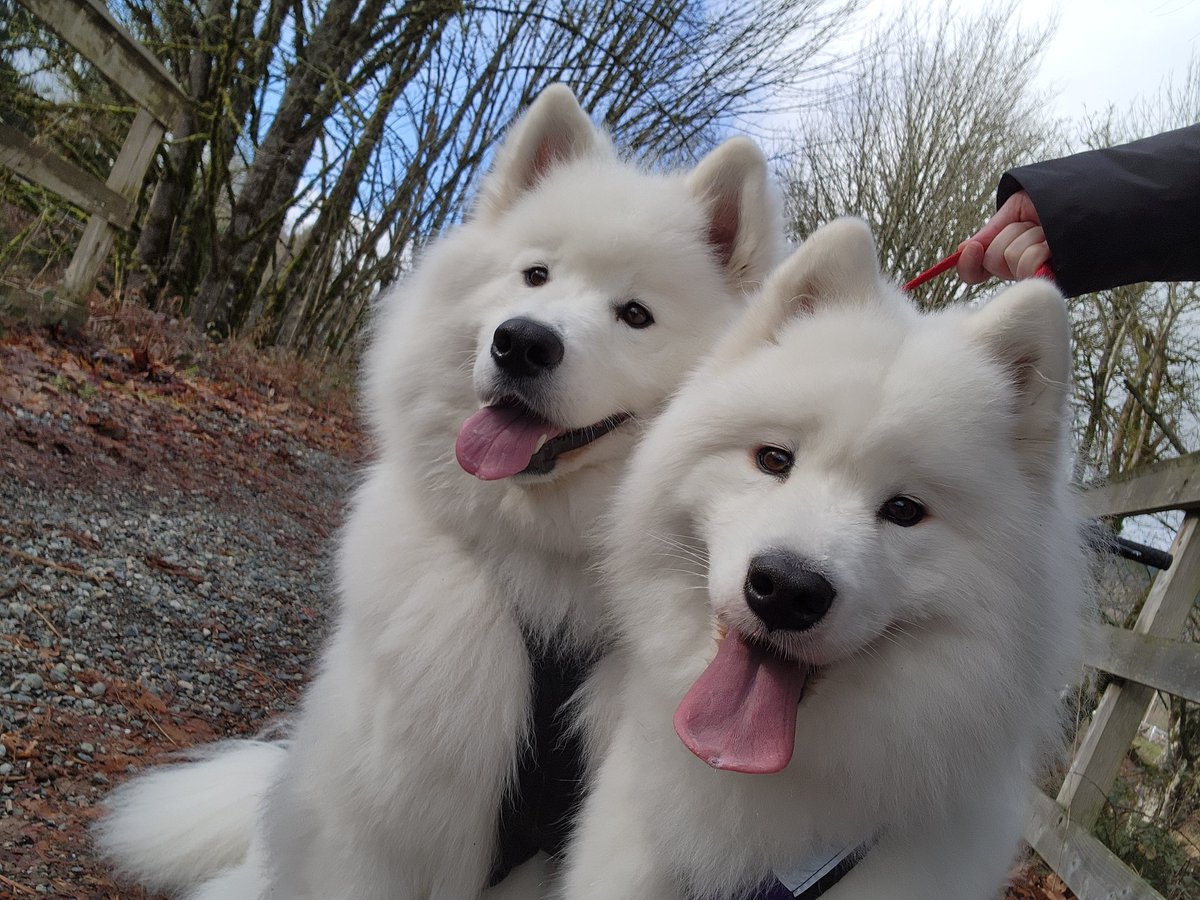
[903,248,1054,293]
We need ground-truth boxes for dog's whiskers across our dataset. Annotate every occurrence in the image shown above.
[648,531,709,566]
[659,559,709,580]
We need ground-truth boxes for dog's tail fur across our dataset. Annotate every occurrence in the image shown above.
[95,740,286,893]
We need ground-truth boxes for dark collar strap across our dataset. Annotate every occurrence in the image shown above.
[791,844,863,899]
[755,840,868,900]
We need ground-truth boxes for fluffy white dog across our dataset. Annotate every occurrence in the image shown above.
[561,219,1089,900]
[97,85,783,899]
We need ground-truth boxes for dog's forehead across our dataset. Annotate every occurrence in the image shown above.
[823,329,1019,474]
[505,165,706,260]
[705,312,1011,449]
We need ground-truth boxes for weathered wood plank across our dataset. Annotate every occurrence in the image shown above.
[1025,788,1165,900]
[102,108,164,199]
[1083,451,1200,518]
[15,0,187,126]
[0,124,136,228]
[1085,624,1200,704]
[1058,514,1200,829]
[61,109,164,319]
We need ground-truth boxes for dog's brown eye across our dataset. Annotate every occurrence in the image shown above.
[524,265,549,287]
[880,495,926,527]
[755,446,793,477]
[618,301,654,329]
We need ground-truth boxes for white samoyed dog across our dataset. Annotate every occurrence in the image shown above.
[96,85,783,899]
[560,219,1089,900]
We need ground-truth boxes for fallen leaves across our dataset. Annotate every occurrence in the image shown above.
[1008,860,1075,899]
[0,871,39,896]
[0,320,364,505]
[1,734,39,761]
[83,413,128,441]
[0,698,211,899]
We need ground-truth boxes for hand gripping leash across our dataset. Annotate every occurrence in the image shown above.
[903,247,1054,293]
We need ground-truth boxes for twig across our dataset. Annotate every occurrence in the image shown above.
[0,872,38,896]
[0,544,102,583]
[114,685,180,748]
[141,715,180,748]
[143,554,204,584]
[1123,376,1189,456]
[29,604,63,642]
[142,712,180,748]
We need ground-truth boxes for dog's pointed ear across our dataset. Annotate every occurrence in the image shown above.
[965,280,1072,482]
[686,137,785,292]
[714,217,884,362]
[475,84,610,221]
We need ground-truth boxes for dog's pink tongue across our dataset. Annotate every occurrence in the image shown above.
[673,631,807,775]
[455,405,562,480]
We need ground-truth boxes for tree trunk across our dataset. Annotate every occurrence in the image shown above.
[135,0,227,297]
[267,6,458,344]
[190,0,390,333]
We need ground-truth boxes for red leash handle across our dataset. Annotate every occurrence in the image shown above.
[904,248,1055,293]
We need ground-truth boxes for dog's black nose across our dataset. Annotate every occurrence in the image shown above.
[744,550,835,632]
[491,318,564,377]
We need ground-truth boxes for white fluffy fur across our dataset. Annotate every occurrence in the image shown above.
[96,741,286,893]
[560,218,1090,899]
[95,85,783,899]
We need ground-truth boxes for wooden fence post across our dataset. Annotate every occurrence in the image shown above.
[58,109,164,327]
[5,0,186,329]
[1025,789,1167,900]
[1055,512,1200,829]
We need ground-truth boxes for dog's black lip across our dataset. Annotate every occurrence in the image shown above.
[480,394,632,476]
[523,411,632,475]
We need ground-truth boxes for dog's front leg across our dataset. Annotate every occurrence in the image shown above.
[259,528,534,900]
[558,717,683,900]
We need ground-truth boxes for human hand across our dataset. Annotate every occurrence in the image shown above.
[956,190,1050,284]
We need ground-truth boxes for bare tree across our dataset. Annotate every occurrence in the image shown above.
[131,0,290,298]
[7,0,863,349]
[781,1,1055,310]
[182,0,455,332]
[261,0,862,354]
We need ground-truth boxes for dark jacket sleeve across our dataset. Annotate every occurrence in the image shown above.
[998,124,1200,297]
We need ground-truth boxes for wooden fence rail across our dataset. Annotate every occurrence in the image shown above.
[1,0,186,328]
[1026,450,1200,900]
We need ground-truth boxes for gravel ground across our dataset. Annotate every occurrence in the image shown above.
[0,322,357,897]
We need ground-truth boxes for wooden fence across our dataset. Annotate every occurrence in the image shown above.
[1026,450,1200,899]
[0,0,186,328]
